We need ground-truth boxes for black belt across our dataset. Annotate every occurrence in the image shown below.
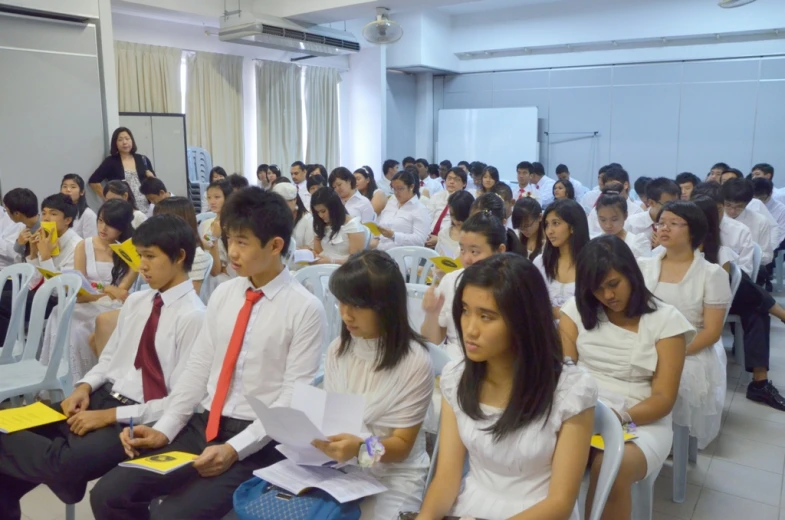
[101,383,139,406]
[197,410,252,435]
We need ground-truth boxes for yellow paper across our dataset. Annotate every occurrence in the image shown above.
[36,268,94,297]
[590,432,638,451]
[431,256,463,273]
[0,402,67,433]
[119,451,198,474]
[110,239,141,272]
[40,221,60,257]
[363,222,381,237]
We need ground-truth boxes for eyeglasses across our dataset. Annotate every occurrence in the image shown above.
[654,221,689,230]
[723,202,747,212]
[393,186,409,194]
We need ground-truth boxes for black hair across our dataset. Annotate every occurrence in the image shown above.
[471,193,505,221]
[330,250,428,371]
[453,254,563,441]
[675,172,701,189]
[328,167,357,190]
[428,164,440,178]
[491,181,513,204]
[659,200,707,250]
[712,162,730,171]
[207,179,233,201]
[354,166,380,201]
[402,156,415,166]
[512,197,545,261]
[517,161,533,172]
[541,199,590,282]
[596,185,628,216]
[448,191,476,224]
[103,180,138,210]
[209,166,228,181]
[41,193,78,228]
[721,178,754,204]
[139,177,167,196]
[752,163,774,178]
[603,166,629,187]
[722,168,744,180]
[480,166,500,193]
[634,177,652,199]
[61,174,88,218]
[153,196,200,244]
[531,162,545,177]
[221,187,293,257]
[575,235,658,329]
[267,165,282,181]
[692,196,721,265]
[256,164,268,177]
[439,160,453,170]
[553,179,575,200]
[228,174,250,191]
[291,161,307,171]
[470,161,487,180]
[311,187,348,240]
[97,199,135,284]
[272,177,291,186]
[383,159,400,175]
[109,127,137,155]
[752,177,774,198]
[555,164,569,175]
[415,158,429,167]
[307,174,328,192]
[457,161,470,169]
[3,188,38,218]
[645,177,681,204]
[132,214,196,271]
[446,167,468,186]
[461,211,526,257]
[691,181,724,204]
[391,169,420,199]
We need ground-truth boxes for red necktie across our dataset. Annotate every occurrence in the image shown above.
[420,181,424,187]
[518,188,526,200]
[432,204,451,236]
[441,180,445,187]
[134,294,167,401]
[206,288,264,441]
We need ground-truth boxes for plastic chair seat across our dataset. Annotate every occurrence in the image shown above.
[0,360,62,402]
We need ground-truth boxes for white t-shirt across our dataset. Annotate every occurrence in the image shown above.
[320,216,363,263]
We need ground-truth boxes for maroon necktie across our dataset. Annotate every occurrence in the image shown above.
[432,204,451,236]
[420,181,424,187]
[134,294,167,401]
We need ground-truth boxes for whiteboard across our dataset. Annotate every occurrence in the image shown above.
[437,107,539,184]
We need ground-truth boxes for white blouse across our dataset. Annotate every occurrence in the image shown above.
[320,216,364,263]
[344,191,376,224]
[294,212,316,250]
[623,230,651,258]
[72,207,97,239]
[441,360,597,520]
[377,197,432,251]
[435,226,460,259]
[132,210,147,229]
[533,255,575,309]
[436,268,464,361]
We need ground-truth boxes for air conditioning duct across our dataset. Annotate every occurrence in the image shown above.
[218,12,360,56]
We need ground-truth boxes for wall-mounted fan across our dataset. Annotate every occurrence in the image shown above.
[362,7,403,44]
[718,0,757,8]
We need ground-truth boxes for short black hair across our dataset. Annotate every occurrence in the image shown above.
[41,193,78,227]
[531,162,545,176]
[712,162,730,171]
[470,161,487,178]
[383,159,399,174]
[428,164,440,177]
[722,168,744,180]
[132,214,196,271]
[139,177,167,196]
[307,174,328,191]
[752,163,774,178]
[517,161,533,172]
[291,161,307,170]
[555,164,569,175]
[491,181,513,203]
[207,179,233,200]
[415,158,429,167]
[752,177,774,198]
[675,172,701,189]
[471,192,506,221]
[634,176,652,198]
[659,200,707,250]
[691,181,724,204]
[402,156,415,166]
[645,177,681,203]
[457,161,470,169]
[3,188,38,218]
[603,166,629,186]
[447,191,474,223]
[392,168,421,199]
[445,167,467,185]
[722,178,753,204]
[439,160,452,169]
[228,174,249,190]
[221,187,294,256]
[328,167,356,190]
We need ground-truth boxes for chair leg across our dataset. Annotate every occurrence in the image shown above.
[632,466,660,520]
[733,327,745,368]
[776,252,783,293]
[688,435,698,463]
[65,504,75,520]
[671,424,689,504]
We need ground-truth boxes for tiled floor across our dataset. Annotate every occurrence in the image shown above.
[18,318,785,520]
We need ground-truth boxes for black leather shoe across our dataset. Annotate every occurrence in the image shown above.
[747,381,785,411]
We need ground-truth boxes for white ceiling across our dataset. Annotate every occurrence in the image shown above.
[438,0,570,15]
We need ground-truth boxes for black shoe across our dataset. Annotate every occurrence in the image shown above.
[747,380,785,411]
[765,280,773,292]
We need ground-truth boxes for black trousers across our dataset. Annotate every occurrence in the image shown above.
[764,236,785,282]
[0,385,130,520]
[90,412,284,520]
[0,280,58,344]
[729,270,773,373]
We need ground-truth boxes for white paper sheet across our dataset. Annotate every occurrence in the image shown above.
[293,249,316,264]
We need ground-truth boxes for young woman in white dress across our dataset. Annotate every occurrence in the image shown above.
[311,187,365,265]
[560,235,695,519]
[637,200,731,449]
[354,166,388,216]
[533,199,590,319]
[512,196,545,261]
[312,250,433,520]
[199,179,234,299]
[329,167,376,224]
[417,254,598,520]
[434,191,474,260]
[40,199,137,381]
[102,181,147,229]
[61,174,97,239]
[373,170,432,252]
[272,182,315,251]
[596,186,651,258]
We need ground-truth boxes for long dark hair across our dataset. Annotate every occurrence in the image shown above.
[658,200,707,250]
[98,199,135,285]
[311,187,348,240]
[330,250,427,371]
[541,199,590,282]
[553,179,575,200]
[511,197,544,260]
[61,173,88,218]
[575,235,658,329]
[354,166,380,201]
[462,211,526,257]
[109,127,137,156]
[103,180,138,210]
[480,166,500,193]
[689,197,720,264]
[453,254,564,441]
[153,196,201,244]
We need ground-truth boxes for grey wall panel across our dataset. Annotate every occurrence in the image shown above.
[610,85,681,178]
[550,67,612,88]
[443,91,494,109]
[761,57,785,80]
[682,58,760,83]
[443,73,492,93]
[612,62,682,85]
[0,14,97,54]
[752,81,785,176]
[492,69,550,90]
[677,82,758,175]
[386,72,417,160]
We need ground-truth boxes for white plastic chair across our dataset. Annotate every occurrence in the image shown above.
[406,283,429,332]
[362,226,372,249]
[631,465,662,520]
[387,246,438,285]
[294,265,341,383]
[724,262,745,368]
[198,254,214,303]
[196,211,216,225]
[0,264,36,365]
[0,274,80,404]
[586,401,624,520]
[751,242,762,283]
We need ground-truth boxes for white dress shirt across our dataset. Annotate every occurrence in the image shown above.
[426,189,451,223]
[78,280,205,424]
[734,208,774,264]
[377,196,433,251]
[568,178,589,200]
[294,212,316,250]
[72,208,97,239]
[153,269,326,460]
[588,201,643,235]
[720,216,755,276]
[773,187,785,206]
[530,176,556,206]
[746,198,780,248]
[296,180,311,210]
[0,208,24,268]
[580,188,601,214]
[27,227,82,272]
[764,197,785,248]
[344,190,376,223]
[421,177,443,197]
[624,209,656,240]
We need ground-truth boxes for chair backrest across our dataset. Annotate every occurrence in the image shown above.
[199,254,214,303]
[187,146,212,183]
[751,242,762,282]
[588,400,624,520]
[387,246,438,285]
[22,275,81,384]
[0,264,36,364]
[362,226,372,249]
[197,211,216,225]
[406,283,428,332]
[294,265,342,347]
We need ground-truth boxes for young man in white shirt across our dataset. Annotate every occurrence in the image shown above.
[721,168,779,240]
[675,172,701,201]
[580,163,620,213]
[625,177,681,247]
[0,216,205,520]
[3,188,39,264]
[379,159,400,196]
[416,158,442,197]
[722,178,775,271]
[290,160,310,209]
[752,163,785,205]
[587,166,644,235]
[515,161,534,201]
[555,163,588,201]
[91,188,327,520]
[528,162,555,207]
[140,178,172,218]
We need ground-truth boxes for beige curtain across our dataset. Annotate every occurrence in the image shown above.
[256,60,303,168]
[115,41,181,113]
[304,66,341,170]
[186,51,244,173]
